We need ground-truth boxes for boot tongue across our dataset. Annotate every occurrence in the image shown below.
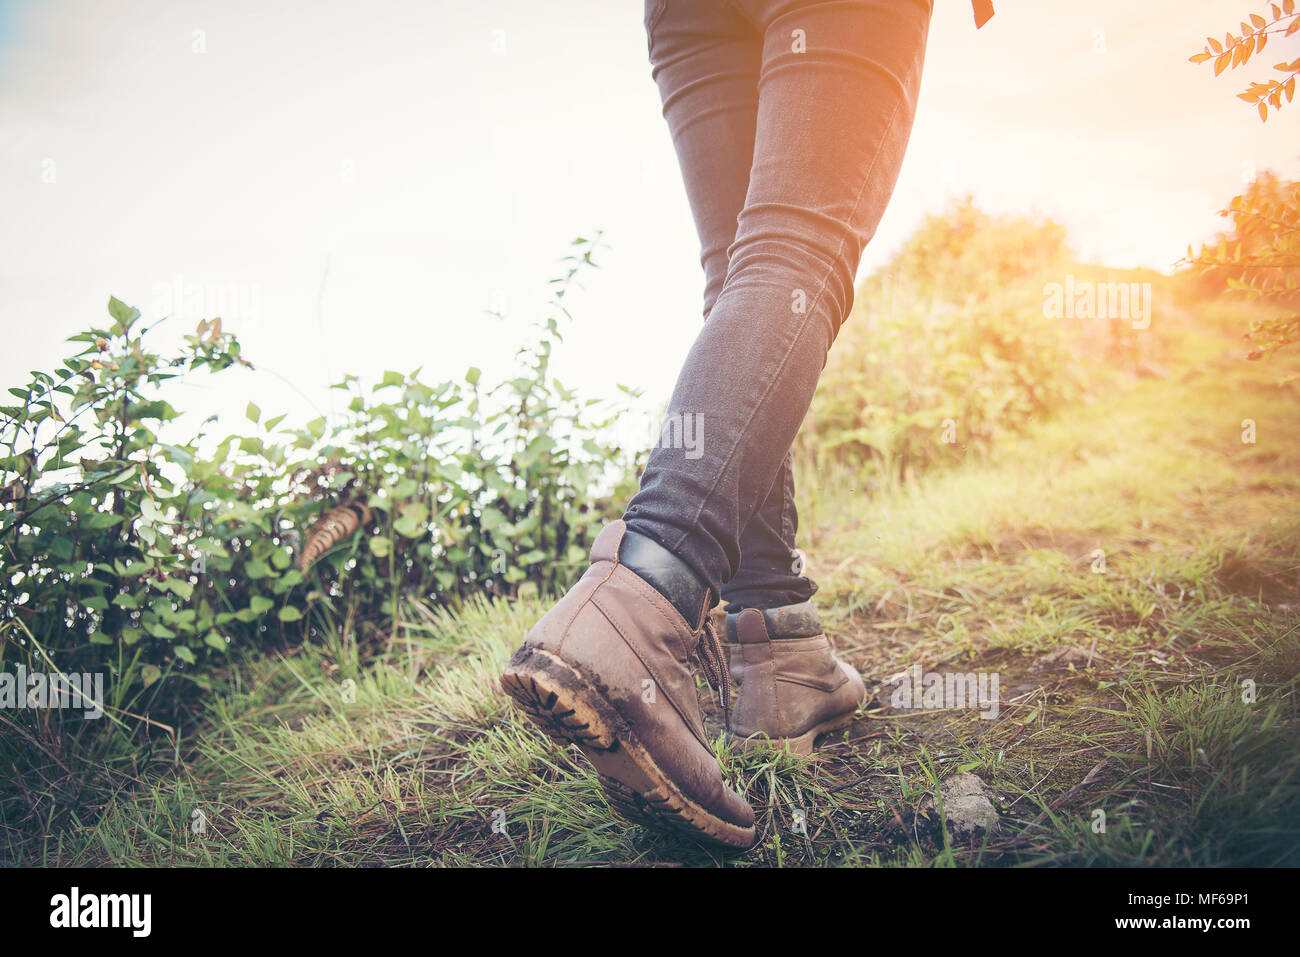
[617,529,710,627]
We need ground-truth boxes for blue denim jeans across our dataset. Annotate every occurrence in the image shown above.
[623,0,932,610]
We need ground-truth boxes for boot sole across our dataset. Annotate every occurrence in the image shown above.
[501,646,756,850]
[733,710,858,756]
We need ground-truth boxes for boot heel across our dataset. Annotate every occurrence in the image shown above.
[501,644,757,849]
[500,646,619,751]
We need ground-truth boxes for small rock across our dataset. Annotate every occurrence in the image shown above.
[921,772,1001,838]
[1031,645,1092,672]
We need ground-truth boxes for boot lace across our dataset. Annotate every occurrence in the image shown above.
[694,617,731,730]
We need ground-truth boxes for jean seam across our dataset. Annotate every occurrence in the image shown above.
[645,0,667,60]
[781,455,794,548]
[666,95,906,565]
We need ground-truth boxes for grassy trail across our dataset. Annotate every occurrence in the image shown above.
[11,330,1300,867]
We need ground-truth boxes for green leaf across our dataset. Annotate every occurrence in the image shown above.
[84,512,124,530]
[368,535,392,558]
[139,497,162,523]
[245,559,271,579]
[132,400,178,422]
[246,401,261,423]
[277,605,304,622]
[141,664,162,687]
[393,514,423,538]
[204,631,228,652]
[399,501,429,524]
[306,416,326,439]
[249,595,274,615]
[272,569,303,594]
[174,646,196,664]
[164,578,194,600]
[107,296,141,334]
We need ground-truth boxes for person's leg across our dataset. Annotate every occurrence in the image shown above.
[639,0,813,613]
[502,0,772,851]
[625,0,933,601]
[503,0,932,846]
[722,449,812,610]
[644,0,760,325]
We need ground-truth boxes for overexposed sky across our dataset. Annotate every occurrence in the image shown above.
[2,0,1298,438]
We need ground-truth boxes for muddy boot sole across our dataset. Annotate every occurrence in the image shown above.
[501,646,756,850]
[733,709,859,756]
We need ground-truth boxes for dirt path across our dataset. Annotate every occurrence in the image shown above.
[691,347,1300,865]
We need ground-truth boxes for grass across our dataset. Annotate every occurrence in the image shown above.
[4,323,1300,867]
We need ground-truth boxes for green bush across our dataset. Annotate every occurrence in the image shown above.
[800,199,1095,482]
[0,238,637,713]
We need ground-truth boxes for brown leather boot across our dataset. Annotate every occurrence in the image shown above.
[500,520,756,849]
[725,602,867,755]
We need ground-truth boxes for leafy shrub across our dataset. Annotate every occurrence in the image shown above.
[799,200,1090,481]
[1186,5,1300,354]
[0,238,636,713]
[1185,171,1300,357]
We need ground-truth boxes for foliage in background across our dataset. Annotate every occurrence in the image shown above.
[1188,0,1299,121]
[799,199,1102,482]
[1187,2,1300,354]
[1185,172,1300,358]
[0,238,635,718]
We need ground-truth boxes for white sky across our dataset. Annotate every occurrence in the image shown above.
[2,0,1298,440]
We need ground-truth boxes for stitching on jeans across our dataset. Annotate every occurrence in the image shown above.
[645,0,667,60]
[781,452,794,546]
[669,94,907,559]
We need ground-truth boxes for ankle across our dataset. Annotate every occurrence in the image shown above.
[724,601,822,641]
[617,529,713,627]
